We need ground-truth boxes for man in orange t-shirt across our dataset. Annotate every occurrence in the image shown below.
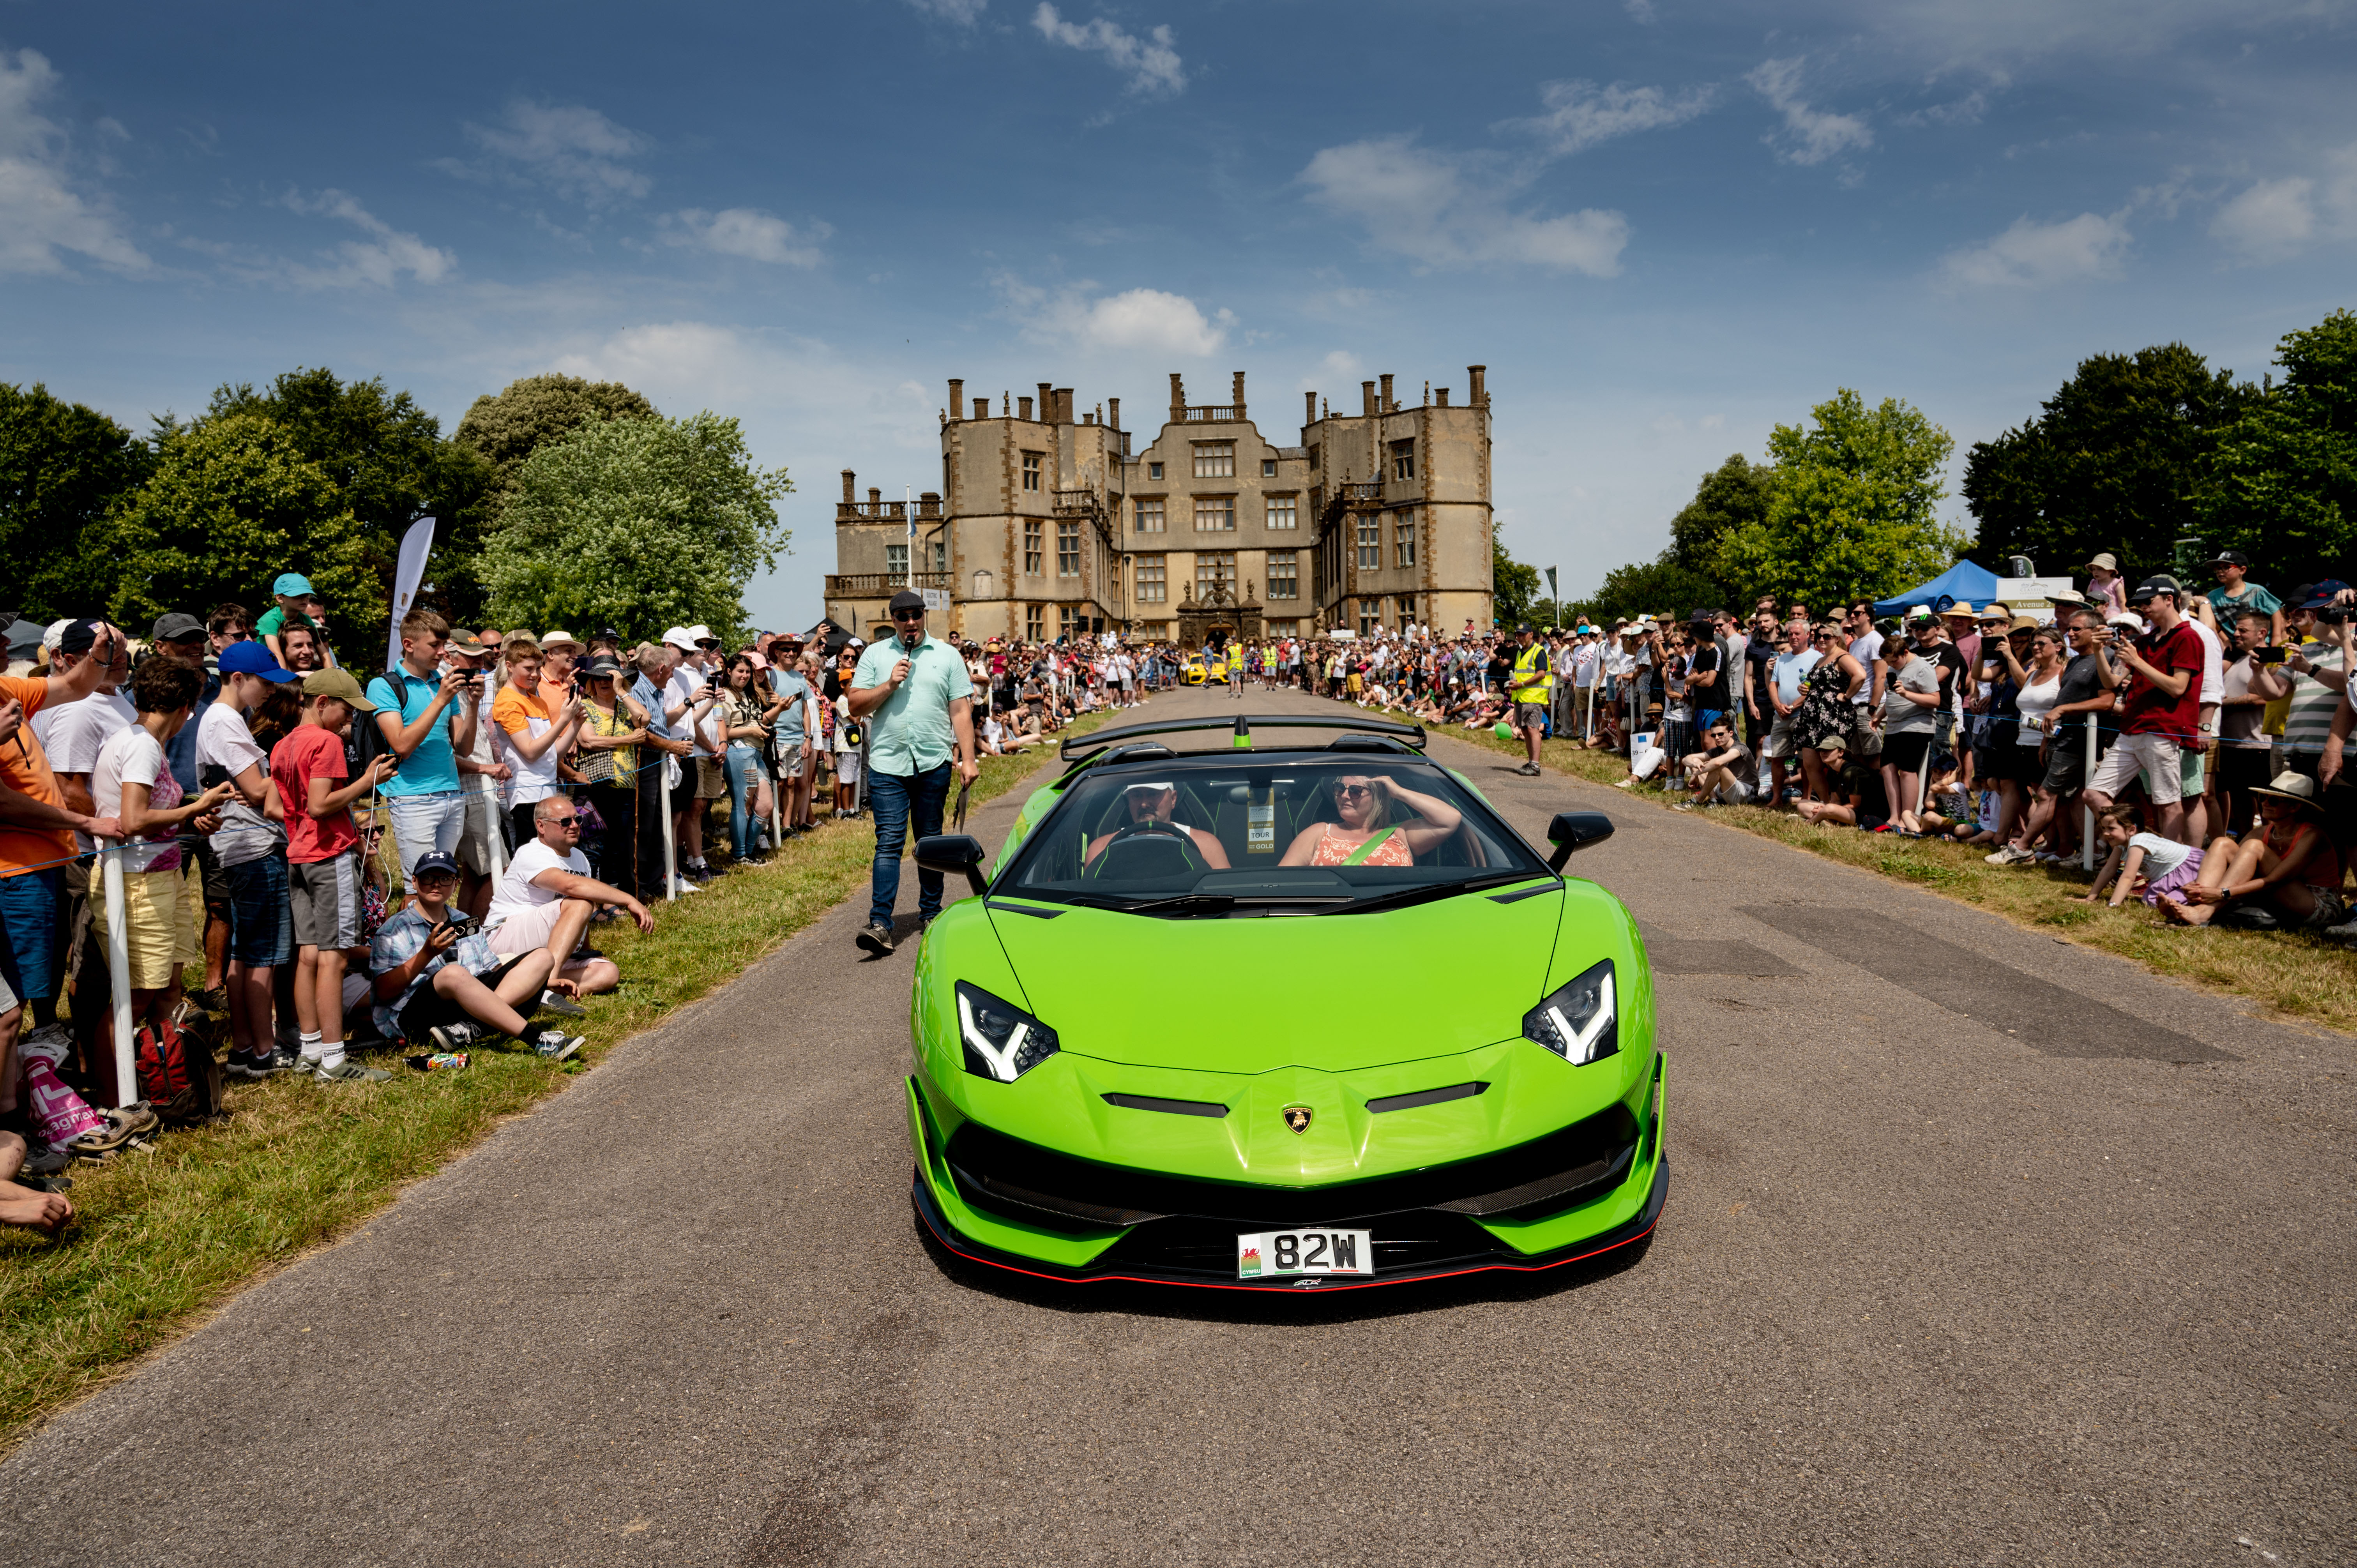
[1,619,131,1113]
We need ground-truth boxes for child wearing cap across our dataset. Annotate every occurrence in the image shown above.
[270,669,396,1083]
[255,572,323,671]
[199,641,302,1075]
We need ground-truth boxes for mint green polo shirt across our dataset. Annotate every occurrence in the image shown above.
[851,635,975,776]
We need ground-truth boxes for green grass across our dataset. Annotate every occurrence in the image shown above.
[1383,701,2357,1036]
[0,706,1120,1455]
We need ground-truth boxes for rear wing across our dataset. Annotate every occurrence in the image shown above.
[1060,713,1427,762]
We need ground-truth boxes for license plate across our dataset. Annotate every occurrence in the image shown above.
[1236,1229,1374,1279]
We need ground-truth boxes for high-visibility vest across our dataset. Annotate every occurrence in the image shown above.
[1512,642,1552,701]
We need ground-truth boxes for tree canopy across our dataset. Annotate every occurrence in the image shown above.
[1571,557,1728,630]
[455,373,659,496]
[1668,454,1774,577]
[2195,309,2357,589]
[0,383,152,621]
[82,413,382,632]
[481,411,790,645]
[1714,389,1963,612]
[1961,344,2249,579]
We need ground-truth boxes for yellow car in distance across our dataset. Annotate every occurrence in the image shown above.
[1181,657,1207,686]
[1206,657,1229,684]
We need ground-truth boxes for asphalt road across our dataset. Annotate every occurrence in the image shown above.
[5,683,2352,1568]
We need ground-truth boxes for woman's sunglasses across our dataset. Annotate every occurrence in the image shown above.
[1334,783,1374,798]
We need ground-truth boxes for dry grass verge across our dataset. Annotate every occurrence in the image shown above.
[0,707,1119,1454]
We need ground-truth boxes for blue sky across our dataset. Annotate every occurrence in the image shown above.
[5,0,2354,620]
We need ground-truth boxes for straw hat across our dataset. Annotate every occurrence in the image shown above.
[2249,772,2326,818]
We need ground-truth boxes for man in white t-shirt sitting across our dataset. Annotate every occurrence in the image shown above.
[485,795,653,1000]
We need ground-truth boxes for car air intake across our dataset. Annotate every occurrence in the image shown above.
[1366,1082,1488,1114]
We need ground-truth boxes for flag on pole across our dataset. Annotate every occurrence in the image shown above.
[385,516,437,669]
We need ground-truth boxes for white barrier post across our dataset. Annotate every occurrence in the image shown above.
[2081,713,2099,872]
[480,779,509,892]
[660,756,678,901]
[102,846,136,1107]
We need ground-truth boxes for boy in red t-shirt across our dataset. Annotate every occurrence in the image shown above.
[2085,576,2203,843]
[269,669,395,1081]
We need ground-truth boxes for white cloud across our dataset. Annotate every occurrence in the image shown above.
[1746,57,1873,167]
[1300,350,1363,392]
[1937,211,2131,288]
[907,0,988,21]
[458,100,652,207]
[659,207,829,267]
[280,189,456,288]
[1031,5,1186,97]
[2211,177,2315,263]
[1501,79,1715,157]
[1300,137,1628,275]
[0,48,149,276]
[1624,0,1657,21]
[999,276,1232,355]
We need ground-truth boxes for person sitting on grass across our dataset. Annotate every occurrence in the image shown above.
[1674,720,1758,810]
[2161,772,2345,929]
[1894,755,1968,838]
[369,852,584,1059]
[1793,736,1882,828]
[484,796,653,1001]
[2073,803,2208,912]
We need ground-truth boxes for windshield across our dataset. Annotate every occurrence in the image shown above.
[997,755,1553,915]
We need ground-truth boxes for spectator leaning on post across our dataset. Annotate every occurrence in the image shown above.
[850,588,978,956]
[2083,576,2203,845]
[372,851,583,1061]
[366,609,479,884]
[272,668,397,1084]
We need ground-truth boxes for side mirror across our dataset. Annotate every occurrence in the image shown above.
[916,833,989,897]
[1545,810,1614,873]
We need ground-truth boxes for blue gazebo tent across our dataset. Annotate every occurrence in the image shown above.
[1872,559,2002,617]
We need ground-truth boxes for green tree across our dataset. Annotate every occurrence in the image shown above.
[82,413,381,631]
[209,367,495,632]
[1668,454,1775,576]
[481,412,790,644]
[1493,534,1542,629]
[1715,389,1964,611]
[1570,558,1728,630]
[455,373,659,496]
[0,383,153,619]
[1961,344,2251,578]
[2195,309,2357,588]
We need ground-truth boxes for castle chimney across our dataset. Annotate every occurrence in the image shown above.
[947,378,964,421]
[973,397,988,418]
[1055,387,1074,423]
[841,470,856,505]
[1231,371,1246,419]
[1436,388,1450,408]
[1380,373,1395,412]
[1107,397,1120,430]
[1361,380,1377,417]
[1018,396,1033,420]
[869,487,882,508]
[921,491,941,516]
[1036,383,1054,423]
[1170,373,1186,421]
[1305,390,1317,427]
[1469,364,1487,406]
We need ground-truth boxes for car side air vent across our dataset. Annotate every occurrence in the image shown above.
[1366,1082,1490,1114]
[1102,1093,1229,1119]
[1326,735,1417,754]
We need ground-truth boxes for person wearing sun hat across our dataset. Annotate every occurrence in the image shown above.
[2164,771,2345,930]
[2081,552,2127,619]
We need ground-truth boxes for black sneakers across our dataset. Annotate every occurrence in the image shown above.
[857,921,897,955]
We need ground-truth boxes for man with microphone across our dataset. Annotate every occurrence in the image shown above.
[848,589,978,955]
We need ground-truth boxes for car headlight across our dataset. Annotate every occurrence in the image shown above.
[956,982,1060,1083]
[1522,959,1617,1065]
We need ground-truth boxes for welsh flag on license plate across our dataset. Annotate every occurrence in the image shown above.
[1239,1244,1262,1277]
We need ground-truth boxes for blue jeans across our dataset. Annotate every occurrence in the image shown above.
[723,744,764,859]
[868,763,952,927]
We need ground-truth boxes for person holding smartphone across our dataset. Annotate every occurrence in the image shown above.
[366,608,480,885]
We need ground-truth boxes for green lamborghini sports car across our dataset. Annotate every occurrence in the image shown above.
[906,713,1664,1293]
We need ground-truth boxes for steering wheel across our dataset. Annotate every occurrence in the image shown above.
[1104,819,1193,851]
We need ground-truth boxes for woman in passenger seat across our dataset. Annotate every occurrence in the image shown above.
[1083,782,1232,871]
[1279,774,1463,867]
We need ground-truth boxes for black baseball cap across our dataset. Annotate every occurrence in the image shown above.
[151,611,206,643]
[412,851,461,880]
[2127,574,2183,603]
[2206,551,2251,569]
[57,618,109,657]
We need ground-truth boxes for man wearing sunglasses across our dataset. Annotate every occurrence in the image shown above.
[483,795,652,1002]
[847,589,979,955]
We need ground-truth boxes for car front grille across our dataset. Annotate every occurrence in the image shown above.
[943,1100,1641,1245]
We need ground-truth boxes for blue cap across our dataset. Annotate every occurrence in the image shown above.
[272,572,315,597]
[218,641,299,682]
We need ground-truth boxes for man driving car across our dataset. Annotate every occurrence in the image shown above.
[1083,781,1232,871]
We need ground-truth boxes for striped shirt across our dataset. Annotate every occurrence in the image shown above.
[2282,641,2345,753]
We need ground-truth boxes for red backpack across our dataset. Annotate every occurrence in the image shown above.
[135,1008,225,1127]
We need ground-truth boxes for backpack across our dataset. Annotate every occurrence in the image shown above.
[135,1006,226,1127]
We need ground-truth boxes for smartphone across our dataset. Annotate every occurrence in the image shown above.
[2256,646,2288,665]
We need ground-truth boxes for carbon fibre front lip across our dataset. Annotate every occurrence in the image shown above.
[910,1154,1668,1294]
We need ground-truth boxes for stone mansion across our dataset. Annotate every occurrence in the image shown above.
[823,366,1496,645]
